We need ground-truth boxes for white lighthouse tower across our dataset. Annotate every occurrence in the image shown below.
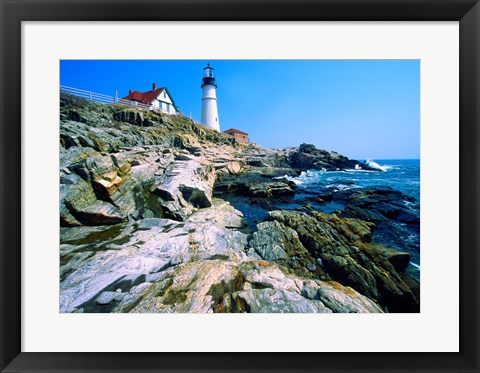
[201,64,220,131]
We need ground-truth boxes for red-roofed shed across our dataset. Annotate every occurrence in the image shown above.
[223,128,249,144]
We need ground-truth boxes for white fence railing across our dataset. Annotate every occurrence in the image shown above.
[60,85,196,122]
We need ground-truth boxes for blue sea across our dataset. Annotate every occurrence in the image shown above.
[225,159,420,280]
[284,159,420,279]
[288,159,419,202]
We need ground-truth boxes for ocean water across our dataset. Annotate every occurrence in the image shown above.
[224,160,420,280]
[288,159,420,202]
[285,159,420,278]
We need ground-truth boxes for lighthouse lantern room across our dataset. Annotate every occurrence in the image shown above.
[201,64,220,132]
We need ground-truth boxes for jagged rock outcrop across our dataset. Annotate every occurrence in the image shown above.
[59,93,419,313]
[109,258,382,314]
[150,157,216,221]
[215,175,296,199]
[335,186,420,225]
[265,210,420,312]
[286,143,377,171]
[246,220,329,280]
[60,202,382,314]
[60,201,250,313]
[316,186,421,260]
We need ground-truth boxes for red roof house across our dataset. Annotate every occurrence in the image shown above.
[122,83,179,113]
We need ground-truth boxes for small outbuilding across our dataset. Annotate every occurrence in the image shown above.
[223,128,249,144]
[122,83,178,114]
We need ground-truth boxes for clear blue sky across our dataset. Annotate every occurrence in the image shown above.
[60,60,419,159]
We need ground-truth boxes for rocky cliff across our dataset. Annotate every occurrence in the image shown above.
[60,93,419,313]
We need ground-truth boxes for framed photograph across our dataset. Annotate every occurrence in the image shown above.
[1,0,479,372]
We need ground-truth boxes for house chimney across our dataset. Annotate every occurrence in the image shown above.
[152,82,157,90]
[129,89,132,94]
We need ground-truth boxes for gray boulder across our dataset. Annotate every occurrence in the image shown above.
[150,158,216,221]
[95,291,126,305]
[63,175,125,226]
[234,288,332,313]
[246,220,327,279]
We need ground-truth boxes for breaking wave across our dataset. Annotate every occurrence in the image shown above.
[365,160,394,172]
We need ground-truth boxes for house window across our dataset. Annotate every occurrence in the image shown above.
[164,91,166,98]
[166,103,170,111]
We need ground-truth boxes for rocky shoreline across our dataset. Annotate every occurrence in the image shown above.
[60,93,420,313]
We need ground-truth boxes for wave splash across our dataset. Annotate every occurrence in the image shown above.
[365,159,393,172]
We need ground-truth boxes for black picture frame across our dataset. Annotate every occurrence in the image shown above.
[1,0,479,372]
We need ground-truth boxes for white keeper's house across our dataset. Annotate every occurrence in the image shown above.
[122,83,179,114]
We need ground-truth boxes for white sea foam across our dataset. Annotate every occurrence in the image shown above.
[283,177,302,185]
[404,200,418,208]
[365,160,390,171]
[344,169,377,173]
[284,170,320,185]
[410,262,420,270]
[326,183,361,191]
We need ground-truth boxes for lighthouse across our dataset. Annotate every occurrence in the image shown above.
[201,64,220,131]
